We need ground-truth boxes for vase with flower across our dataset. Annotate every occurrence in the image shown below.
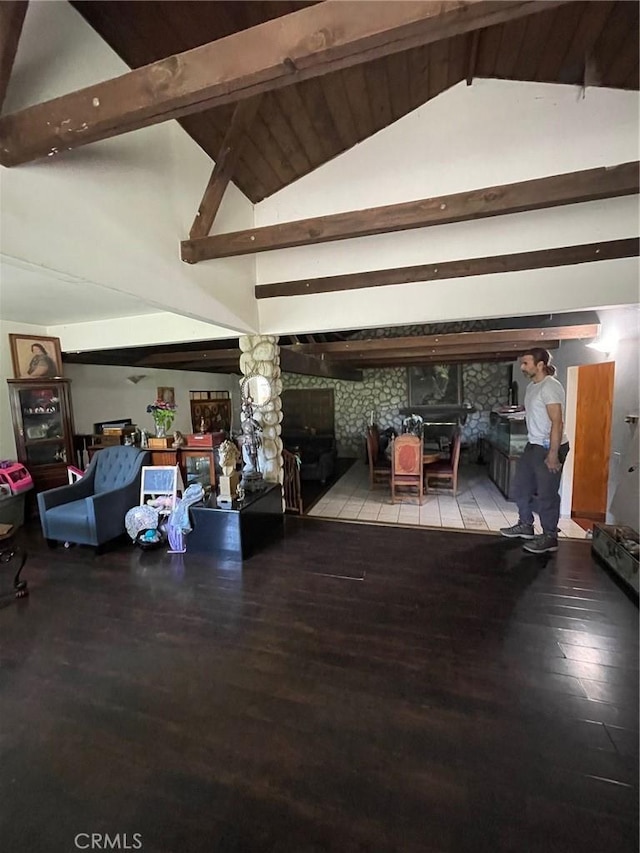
[147,399,177,437]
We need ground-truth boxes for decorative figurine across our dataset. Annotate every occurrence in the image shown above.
[240,394,265,491]
[171,430,186,448]
[217,439,240,502]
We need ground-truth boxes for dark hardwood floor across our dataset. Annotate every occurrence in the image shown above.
[1,519,638,853]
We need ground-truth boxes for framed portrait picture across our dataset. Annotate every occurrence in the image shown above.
[407,364,463,407]
[190,399,231,433]
[156,386,175,405]
[9,334,63,380]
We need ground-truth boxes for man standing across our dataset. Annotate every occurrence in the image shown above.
[500,348,570,554]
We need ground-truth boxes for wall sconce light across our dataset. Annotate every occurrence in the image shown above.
[126,375,147,384]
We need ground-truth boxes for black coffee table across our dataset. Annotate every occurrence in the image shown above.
[187,483,283,559]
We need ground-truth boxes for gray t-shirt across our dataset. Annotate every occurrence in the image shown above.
[524,375,569,447]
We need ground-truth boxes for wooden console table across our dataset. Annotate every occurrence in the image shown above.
[187,483,283,559]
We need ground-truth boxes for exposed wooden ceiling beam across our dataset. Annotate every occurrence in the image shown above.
[319,340,561,363]
[135,349,240,367]
[0,1,28,115]
[0,0,568,166]
[189,95,262,240]
[279,348,363,381]
[256,238,639,298]
[178,362,240,374]
[354,351,527,367]
[182,161,639,262]
[135,345,362,380]
[292,325,599,355]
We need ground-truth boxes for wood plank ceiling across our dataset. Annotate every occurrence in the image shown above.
[71,0,639,202]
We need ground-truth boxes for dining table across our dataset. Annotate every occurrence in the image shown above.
[423,452,443,466]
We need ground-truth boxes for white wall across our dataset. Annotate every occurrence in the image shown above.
[1,0,257,336]
[256,79,639,335]
[1,320,241,461]
[605,332,639,524]
[64,363,240,437]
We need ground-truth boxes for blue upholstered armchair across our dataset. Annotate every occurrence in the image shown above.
[37,446,150,549]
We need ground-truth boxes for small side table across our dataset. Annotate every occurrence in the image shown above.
[0,528,28,603]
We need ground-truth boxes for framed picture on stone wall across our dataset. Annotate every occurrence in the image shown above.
[408,364,463,407]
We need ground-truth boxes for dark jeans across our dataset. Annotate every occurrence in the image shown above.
[513,442,570,535]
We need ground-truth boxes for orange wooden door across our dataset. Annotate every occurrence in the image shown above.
[571,361,615,521]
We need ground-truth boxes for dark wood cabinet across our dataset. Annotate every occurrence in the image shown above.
[486,442,520,500]
[7,379,75,492]
[281,389,335,433]
[486,414,527,500]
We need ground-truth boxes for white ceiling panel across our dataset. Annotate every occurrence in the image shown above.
[0,258,159,325]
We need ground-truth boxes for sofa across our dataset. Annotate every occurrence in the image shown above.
[283,432,337,484]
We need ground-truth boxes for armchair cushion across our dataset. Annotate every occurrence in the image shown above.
[46,499,90,541]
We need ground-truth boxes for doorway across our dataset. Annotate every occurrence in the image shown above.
[563,361,615,524]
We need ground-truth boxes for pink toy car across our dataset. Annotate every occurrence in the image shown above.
[0,461,33,494]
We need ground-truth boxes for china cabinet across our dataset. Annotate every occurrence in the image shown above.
[7,379,75,492]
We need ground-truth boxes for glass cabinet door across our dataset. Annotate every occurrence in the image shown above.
[183,452,213,489]
[18,385,69,466]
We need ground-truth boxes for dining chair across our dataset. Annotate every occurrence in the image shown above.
[391,434,424,504]
[366,430,390,489]
[424,430,462,497]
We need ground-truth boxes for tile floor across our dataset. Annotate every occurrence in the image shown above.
[307,461,589,539]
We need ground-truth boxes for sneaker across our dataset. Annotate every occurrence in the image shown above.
[523,533,559,554]
[499,522,535,540]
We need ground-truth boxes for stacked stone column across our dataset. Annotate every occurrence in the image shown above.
[238,335,283,486]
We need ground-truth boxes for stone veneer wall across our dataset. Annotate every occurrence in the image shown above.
[238,335,283,485]
[282,369,405,458]
[461,363,511,445]
[282,363,510,458]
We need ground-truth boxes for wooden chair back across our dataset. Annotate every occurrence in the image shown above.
[425,430,462,496]
[366,424,380,460]
[366,431,389,489]
[283,448,303,514]
[391,434,424,504]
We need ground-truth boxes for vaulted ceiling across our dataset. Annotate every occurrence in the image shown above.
[1,2,636,378]
[70,0,639,202]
